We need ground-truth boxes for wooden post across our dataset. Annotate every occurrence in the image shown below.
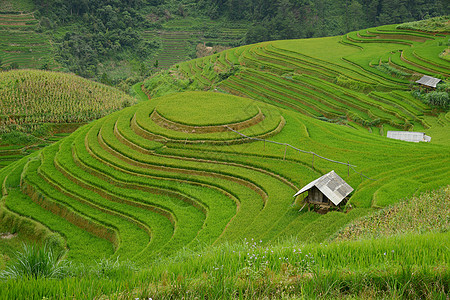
[347,161,350,177]
[312,154,315,168]
[283,144,287,160]
[263,140,265,151]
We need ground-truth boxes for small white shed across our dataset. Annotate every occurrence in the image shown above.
[387,131,431,143]
[415,75,441,88]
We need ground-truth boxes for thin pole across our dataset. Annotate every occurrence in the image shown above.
[347,161,350,177]
[312,154,315,168]
[283,144,287,160]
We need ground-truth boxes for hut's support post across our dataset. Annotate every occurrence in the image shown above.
[308,202,310,211]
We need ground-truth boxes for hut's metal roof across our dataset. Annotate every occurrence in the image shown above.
[293,170,353,206]
[387,131,431,143]
[415,75,441,88]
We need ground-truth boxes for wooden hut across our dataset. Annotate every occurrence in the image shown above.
[415,75,441,89]
[293,170,353,211]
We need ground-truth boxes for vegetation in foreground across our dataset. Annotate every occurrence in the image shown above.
[0,187,448,299]
[335,186,450,241]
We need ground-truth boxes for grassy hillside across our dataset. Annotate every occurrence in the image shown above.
[0,69,137,169]
[0,91,448,266]
[144,18,450,141]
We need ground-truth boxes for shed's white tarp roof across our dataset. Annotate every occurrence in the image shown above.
[387,131,431,142]
[415,75,441,88]
[293,170,353,206]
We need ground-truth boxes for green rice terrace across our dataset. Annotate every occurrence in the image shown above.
[0,69,137,169]
[0,18,448,298]
[1,89,448,263]
[0,0,59,70]
[0,89,448,298]
[144,17,248,69]
[145,18,450,143]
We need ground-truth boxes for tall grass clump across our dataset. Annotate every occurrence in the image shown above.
[375,63,410,79]
[0,243,68,279]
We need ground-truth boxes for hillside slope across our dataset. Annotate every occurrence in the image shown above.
[0,69,137,169]
[1,91,448,264]
[144,19,450,142]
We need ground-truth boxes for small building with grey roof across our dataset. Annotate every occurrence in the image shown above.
[387,131,431,143]
[293,170,353,211]
[415,75,441,88]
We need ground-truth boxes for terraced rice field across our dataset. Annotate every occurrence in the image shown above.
[143,18,248,69]
[1,91,448,264]
[0,11,60,70]
[149,24,449,136]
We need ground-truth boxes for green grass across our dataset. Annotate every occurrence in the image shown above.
[0,230,447,299]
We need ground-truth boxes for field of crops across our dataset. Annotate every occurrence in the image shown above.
[0,70,138,170]
[1,90,448,266]
[145,20,450,138]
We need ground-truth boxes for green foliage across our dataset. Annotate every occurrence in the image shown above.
[412,89,449,109]
[0,243,68,279]
[426,91,449,107]
[397,15,450,32]
[0,131,37,146]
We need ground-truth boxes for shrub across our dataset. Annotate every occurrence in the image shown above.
[0,243,68,279]
[426,91,449,107]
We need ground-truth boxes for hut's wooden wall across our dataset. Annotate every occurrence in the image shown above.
[307,187,332,206]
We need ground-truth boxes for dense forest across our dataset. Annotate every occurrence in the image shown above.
[31,0,449,81]
[198,0,448,42]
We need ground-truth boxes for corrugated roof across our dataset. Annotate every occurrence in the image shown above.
[415,75,441,88]
[293,170,353,206]
[387,131,431,143]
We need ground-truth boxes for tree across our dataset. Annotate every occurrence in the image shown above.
[347,0,364,31]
